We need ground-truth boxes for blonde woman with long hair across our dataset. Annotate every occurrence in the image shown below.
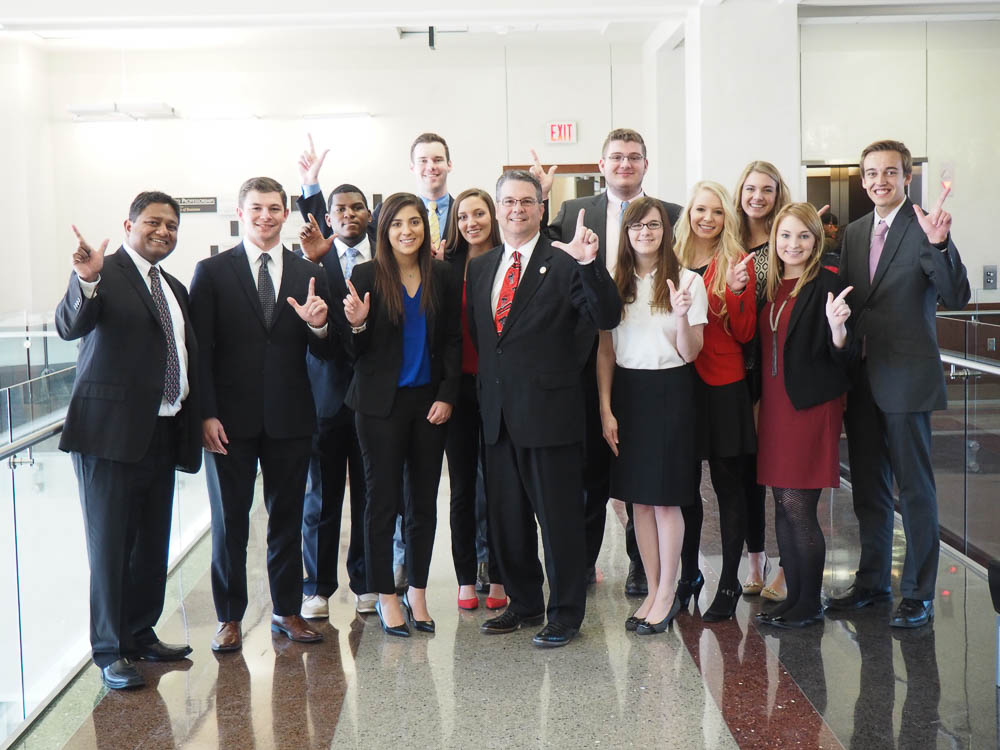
[673,181,756,622]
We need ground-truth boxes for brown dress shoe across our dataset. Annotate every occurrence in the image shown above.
[211,621,242,652]
[271,614,324,643]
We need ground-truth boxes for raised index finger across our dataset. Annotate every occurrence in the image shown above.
[575,208,586,234]
[307,276,316,298]
[346,279,360,301]
[742,251,756,268]
[307,132,315,154]
[530,148,541,168]
[682,272,697,291]
[834,285,854,302]
[933,184,952,213]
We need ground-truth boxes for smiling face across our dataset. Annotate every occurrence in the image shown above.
[410,141,452,199]
[388,204,425,260]
[626,206,664,260]
[775,214,818,278]
[496,178,544,248]
[238,190,288,250]
[689,188,725,242]
[124,203,179,265]
[599,139,647,197]
[457,195,492,247]
[741,171,778,221]
[861,150,911,216]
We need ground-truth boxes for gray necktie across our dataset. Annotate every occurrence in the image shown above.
[620,200,630,226]
[258,254,276,327]
[148,267,180,404]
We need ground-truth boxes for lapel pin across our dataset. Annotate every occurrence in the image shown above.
[539,266,547,274]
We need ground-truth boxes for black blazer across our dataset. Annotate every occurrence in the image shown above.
[189,243,332,440]
[839,199,969,412]
[760,268,852,410]
[343,259,462,417]
[466,237,623,448]
[547,193,683,267]
[57,249,202,472]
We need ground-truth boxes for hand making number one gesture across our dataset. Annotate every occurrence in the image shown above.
[297,133,329,186]
[287,277,329,328]
[725,252,756,295]
[913,184,952,245]
[299,213,336,262]
[343,279,370,328]
[71,225,109,283]
[529,148,558,201]
[825,285,854,349]
[552,209,599,263]
[666,273,697,318]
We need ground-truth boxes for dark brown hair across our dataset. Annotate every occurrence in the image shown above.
[409,132,451,163]
[615,197,677,318]
[374,192,436,324]
[238,176,286,208]
[860,139,913,176]
[602,128,646,158]
[444,188,502,260]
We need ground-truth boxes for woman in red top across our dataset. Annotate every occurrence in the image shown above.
[441,188,508,611]
[673,181,757,621]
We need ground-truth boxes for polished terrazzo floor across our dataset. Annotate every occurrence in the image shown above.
[10,466,998,749]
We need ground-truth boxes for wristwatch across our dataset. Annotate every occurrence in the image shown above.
[351,322,367,334]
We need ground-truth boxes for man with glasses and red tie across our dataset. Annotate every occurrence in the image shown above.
[828,139,969,629]
[466,170,621,647]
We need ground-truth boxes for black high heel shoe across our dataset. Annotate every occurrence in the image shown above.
[375,600,410,638]
[401,592,435,633]
[675,571,705,611]
[702,587,741,622]
[636,597,683,635]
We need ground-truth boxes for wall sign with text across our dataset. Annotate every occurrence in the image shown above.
[177,197,218,213]
[547,122,577,144]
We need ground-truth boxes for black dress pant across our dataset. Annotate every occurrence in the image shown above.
[356,385,446,594]
[302,404,367,597]
[486,419,586,627]
[445,374,500,586]
[845,364,939,599]
[206,433,312,621]
[73,416,178,667]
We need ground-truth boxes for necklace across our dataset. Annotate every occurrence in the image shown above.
[768,292,791,378]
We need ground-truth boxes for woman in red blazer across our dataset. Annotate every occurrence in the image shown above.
[673,181,756,621]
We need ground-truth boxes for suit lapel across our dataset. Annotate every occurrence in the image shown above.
[785,276,814,341]
[868,200,911,296]
[589,194,610,266]
[114,249,160,323]
[228,243,268,329]
[482,247,505,339]
[272,247,299,328]
[498,238,553,341]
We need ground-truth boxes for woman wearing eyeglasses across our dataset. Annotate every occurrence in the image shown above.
[598,197,707,634]
[440,188,508,612]
[673,181,756,622]
[343,192,462,637]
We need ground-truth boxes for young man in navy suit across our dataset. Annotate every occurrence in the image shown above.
[190,177,333,651]
[295,137,378,617]
[58,191,202,689]
[828,139,970,628]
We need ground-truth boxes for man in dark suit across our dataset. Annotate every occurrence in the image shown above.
[467,170,622,647]
[190,177,333,651]
[828,139,969,628]
[542,128,682,597]
[294,139,378,617]
[57,191,201,689]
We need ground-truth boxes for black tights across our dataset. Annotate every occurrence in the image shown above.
[769,487,825,620]
[679,457,747,591]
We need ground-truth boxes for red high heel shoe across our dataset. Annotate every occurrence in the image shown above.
[458,593,479,610]
[485,596,508,610]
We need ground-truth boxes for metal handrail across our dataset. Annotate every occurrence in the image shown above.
[0,419,65,461]
[941,352,1000,378]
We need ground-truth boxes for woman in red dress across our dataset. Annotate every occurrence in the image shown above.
[755,203,853,628]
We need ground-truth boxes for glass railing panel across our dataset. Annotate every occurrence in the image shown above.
[967,369,1000,562]
[0,389,9,444]
[5,369,76,442]
[171,465,212,564]
[0,463,25,737]
[936,313,969,358]
[933,366,968,554]
[969,320,1000,369]
[9,434,90,715]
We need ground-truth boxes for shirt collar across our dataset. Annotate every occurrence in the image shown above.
[503,232,540,264]
[606,186,644,207]
[421,194,449,212]
[244,238,282,267]
[874,198,905,229]
[335,234,371,260]
[122,242,155,278]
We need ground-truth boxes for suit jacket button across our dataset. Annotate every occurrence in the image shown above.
[495,378,500,385]
[496,347,502,355]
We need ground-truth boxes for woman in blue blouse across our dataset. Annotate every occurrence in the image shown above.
[343,192,462,637]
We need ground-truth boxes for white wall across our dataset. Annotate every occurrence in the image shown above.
[801,20,1000,303]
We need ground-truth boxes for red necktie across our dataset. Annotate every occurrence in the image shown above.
[869,219,888,282]
[494,250,521,334]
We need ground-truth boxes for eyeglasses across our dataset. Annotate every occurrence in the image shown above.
[626,221,663,232]
[500,198,539,208]
[605,154,645,164]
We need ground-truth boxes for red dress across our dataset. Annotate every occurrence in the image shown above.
[756,278,842,489]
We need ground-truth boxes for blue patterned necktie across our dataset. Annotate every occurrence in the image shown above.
[148,267,180,404]
[258,254,276,326]
[344,246,361,281]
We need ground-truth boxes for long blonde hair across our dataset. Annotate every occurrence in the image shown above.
[765,203,824,302]
[674,181,744,331]
[733,161,791,247]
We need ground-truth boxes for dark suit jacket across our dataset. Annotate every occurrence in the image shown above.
[466,236,623,448]
[373,194,454,242]
[296,189,377,418]
[57,249,202,472]
[343,259,462,417]
[762,268,852,410]
[839,199,969,413]
[189,243,332,439]
[547,192,683,268]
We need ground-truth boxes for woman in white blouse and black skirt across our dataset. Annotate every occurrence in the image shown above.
[598,197,708,634]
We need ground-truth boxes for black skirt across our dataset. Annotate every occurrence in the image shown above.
[694,374,757,459]
[609,365,697,507]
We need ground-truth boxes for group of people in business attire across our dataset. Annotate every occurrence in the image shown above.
[57,125,968,689]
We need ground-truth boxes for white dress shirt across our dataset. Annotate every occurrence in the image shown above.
[873,198,905,233]
[334,234,372,278]
[612,267,708,370]
[604,188,644,275]
[491,232,540,313]
[244,238,284,293]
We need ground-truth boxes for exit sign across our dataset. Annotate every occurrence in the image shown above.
[547,121,577,144]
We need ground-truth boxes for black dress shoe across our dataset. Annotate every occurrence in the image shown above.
[101,658,145,690]
[824,584,892,611]
[889,598,934,628]
[133,640,193,662]
[675,571,705,610]
[637,597,682,635]
[761,611,824,629]
[481,609,545,635]
[702,587,741,622]
[374,600,410,638]
[625,614,644,632]
[532,622,579,648]
[401,592,435,633]
[624,562,648,597]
